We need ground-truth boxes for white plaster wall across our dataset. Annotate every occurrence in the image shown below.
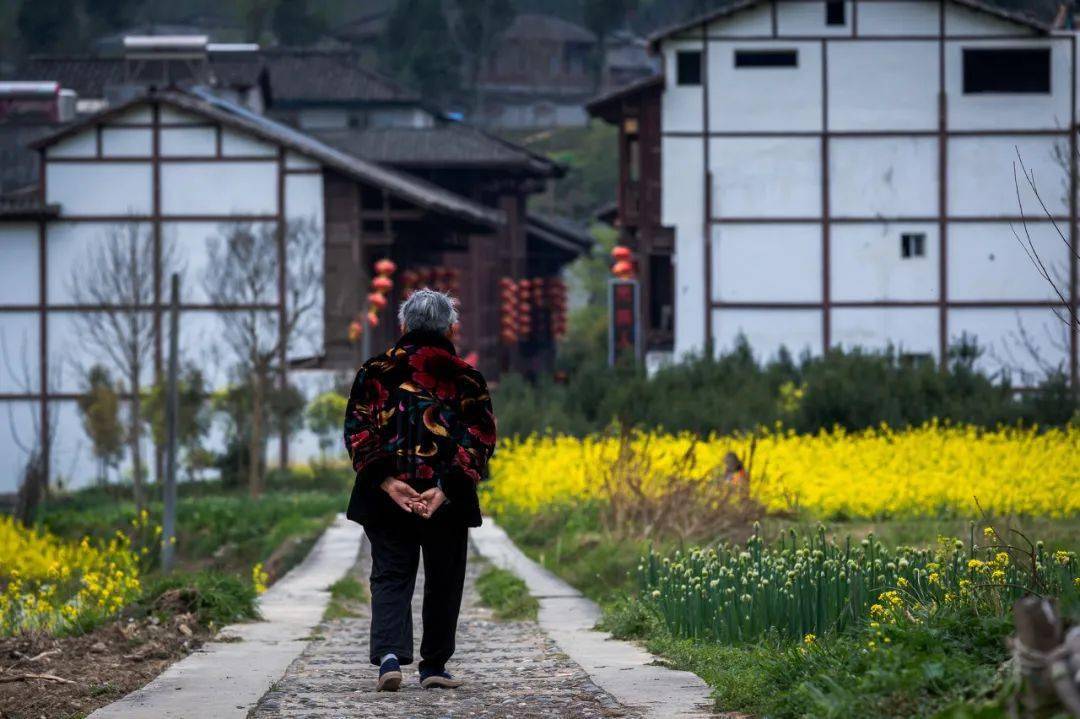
[948,136,1065,217]
[164,222,224,304]
[46,222,153,304]
[710,137,821,217]
[662,137,706,357]
[286,369,342,464]
[949,307,1069,383]
[662,137,705,228]
[712,308,823,358]
[284,174,323,224]
[943,3,1036,35]
[777,0,852,36]
[0,402,36,493]
[101,128,152,157]
[704,3,772,36]
[286,152,320,170]
[831,223,939,301]
[47,162,153,215]
[830,137,938,217]
[47,310,155,393]
[832,306,939,355]
[662,39,705,133]
[221,128,277,157]
[712,224,822,301]
[828,42,938,131]
[948,222,1068,301]
[178,310,279,388]
[709,41,821,132]
[0,313,40,392]
[946,38,1070,131]
[47,132,96,158]
[50,399,107,490]
[160,126,216,157]
[0,223,39,305]
[161,162,277,215]
[856,1,939,35]
[159,106,203,124]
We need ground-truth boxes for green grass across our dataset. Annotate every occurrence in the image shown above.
[324,574,368,620]
[497,504,1079,718]
[475,566,538,621]
[139,570,260,628]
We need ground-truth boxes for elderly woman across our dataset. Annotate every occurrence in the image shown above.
[343,288,496,693]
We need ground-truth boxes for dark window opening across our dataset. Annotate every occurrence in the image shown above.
[826,1,846,26]
[962,48,1050,94]
[627,136,641,182]
[648,253,674,337]
[901,233,926,258]
[734,50,798,68]
[676,50,702,85]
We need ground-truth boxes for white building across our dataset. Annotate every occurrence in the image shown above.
[0,87,503,492]
[638,0,1077,384]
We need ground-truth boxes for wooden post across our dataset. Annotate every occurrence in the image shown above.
[1013,596,1063,714]
[161,273,180,572]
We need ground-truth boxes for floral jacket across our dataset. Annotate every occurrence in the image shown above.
[343,329,496,527]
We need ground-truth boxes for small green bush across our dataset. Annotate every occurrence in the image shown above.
[140,570,259,627]
[475,566,538,621]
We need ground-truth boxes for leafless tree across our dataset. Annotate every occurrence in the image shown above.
[68,224,177,510]
[203,218,321,497]
[1,331,58,526]
[1008,147,1079,388]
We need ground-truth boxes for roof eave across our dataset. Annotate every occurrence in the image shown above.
[647,0,1051,49]
[29,90,505,230]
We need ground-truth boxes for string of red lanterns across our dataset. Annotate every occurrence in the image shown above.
[610,244,635,279]
[499,276,568,345]
[348,258,397,343]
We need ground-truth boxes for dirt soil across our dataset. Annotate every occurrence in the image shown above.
[0,613,210,719]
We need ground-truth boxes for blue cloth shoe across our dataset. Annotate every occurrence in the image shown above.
[377,656,402,692]
[419,667,464,689]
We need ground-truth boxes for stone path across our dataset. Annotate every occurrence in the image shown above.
[250,534,639,719]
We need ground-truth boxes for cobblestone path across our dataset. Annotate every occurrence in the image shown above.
[250,534,639,719]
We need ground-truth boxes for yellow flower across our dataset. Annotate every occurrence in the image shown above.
[803,633,816,645]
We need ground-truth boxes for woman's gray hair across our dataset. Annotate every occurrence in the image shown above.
[398,288,459,333]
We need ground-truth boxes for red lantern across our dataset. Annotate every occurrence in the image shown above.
[367,292,388,309]
[611,245,633,262]
[612,260,634,278]
[347,320,363,342]
[374,259,397,276]
[371,276,393,293]
[367,311,380,328]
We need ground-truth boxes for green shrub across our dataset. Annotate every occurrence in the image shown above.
[492,337,1077,438]
[140,570,259,627]
[475,566,538,621]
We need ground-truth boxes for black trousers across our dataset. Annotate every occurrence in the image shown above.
[364,512,468,670]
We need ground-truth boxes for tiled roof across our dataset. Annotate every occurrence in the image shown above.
[526,212,593,255]
[0,124,54,194]
[500,14,596,43]
[310,124,562,176]
[20,55,264,98]
[261,50,419,104]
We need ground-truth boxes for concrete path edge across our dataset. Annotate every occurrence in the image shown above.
[471,519,717,719]
[88,513,364,719]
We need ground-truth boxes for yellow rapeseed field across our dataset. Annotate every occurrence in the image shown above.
[484,422,1080,519]
[0,516,142,635]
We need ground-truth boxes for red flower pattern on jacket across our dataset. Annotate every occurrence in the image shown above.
[343,332,496,514]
